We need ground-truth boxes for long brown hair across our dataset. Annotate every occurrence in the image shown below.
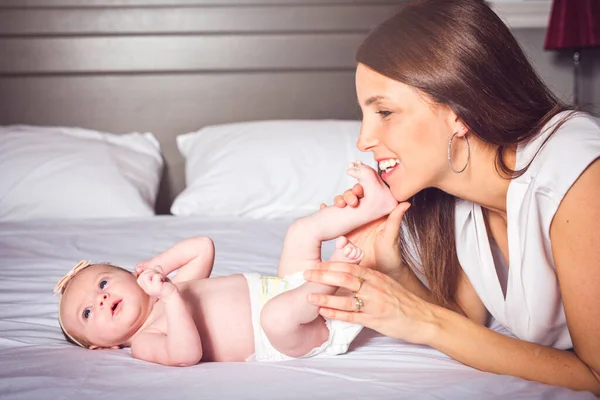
[356,0,572,306]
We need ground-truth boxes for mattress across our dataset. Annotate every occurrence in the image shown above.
[0,216,594,400]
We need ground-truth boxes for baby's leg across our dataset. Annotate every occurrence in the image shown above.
[277,161,396,278]
[261,238,363,357]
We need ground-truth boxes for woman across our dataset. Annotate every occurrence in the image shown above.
[304,0,600,393]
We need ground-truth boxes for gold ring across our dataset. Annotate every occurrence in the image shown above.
[353,277,365,293]
[354,296,364,312]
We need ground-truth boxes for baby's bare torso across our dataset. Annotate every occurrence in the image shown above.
[145,274,254,362]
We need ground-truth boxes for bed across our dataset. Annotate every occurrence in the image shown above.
[1,217,594,400]
[0,1,596,399]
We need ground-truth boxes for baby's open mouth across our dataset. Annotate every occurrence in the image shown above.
[111,300,122,316]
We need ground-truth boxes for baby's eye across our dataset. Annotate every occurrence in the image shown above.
[99,280,108,290]
[83,308,91,319]
[376,110,392,118]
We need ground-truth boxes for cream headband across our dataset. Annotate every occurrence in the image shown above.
[54,260,92,348]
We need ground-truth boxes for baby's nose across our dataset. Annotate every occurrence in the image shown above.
[96,292,110,307]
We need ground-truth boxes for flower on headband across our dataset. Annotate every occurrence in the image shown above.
[54,260,92,296]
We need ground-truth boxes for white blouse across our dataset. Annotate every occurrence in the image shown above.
[455,112,600,349]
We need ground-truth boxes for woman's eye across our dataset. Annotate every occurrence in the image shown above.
[83,308,91,319]
[99,280,108,290]
[376,110,392,118]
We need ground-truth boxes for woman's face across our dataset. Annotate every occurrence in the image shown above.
[355,63,460,201]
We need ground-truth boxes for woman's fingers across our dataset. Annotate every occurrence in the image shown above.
[331,183,364,209]
[342,187,361,207]
[308,293,372,324]
[304,262,379,290]
[380,202,411,244]
[313,260,372,275]
[370,202,412,277]
[304,269,361,291]
[351,183,364,198]
[318,308,366,324]
[308,292,360,312]
[333,194,347,208]
[305,259,436,345]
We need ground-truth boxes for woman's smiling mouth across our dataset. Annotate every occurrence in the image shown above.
[378,158,400,179]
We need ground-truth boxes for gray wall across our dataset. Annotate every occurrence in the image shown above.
[0,0,391,212]
[0,1,598,211]
[513,28,599,111]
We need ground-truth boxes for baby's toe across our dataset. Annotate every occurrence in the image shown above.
[335,235,349,249]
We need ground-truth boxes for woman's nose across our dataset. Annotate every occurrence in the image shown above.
[96,292,109,307]
[356,125,379,152]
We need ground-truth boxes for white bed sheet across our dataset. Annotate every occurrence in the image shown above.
[0,216,594,400]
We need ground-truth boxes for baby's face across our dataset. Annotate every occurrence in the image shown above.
[60,264,153,348]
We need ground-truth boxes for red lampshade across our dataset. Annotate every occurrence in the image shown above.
[544,0,600,50]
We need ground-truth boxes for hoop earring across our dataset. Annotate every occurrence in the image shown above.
[447,132,470,173]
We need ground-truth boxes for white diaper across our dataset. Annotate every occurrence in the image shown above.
[243,271,363,362]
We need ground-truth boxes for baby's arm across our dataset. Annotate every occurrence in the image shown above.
[131,268,202,366]
[136,236,215,283]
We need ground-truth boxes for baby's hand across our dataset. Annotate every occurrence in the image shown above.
[136,266,176,299]
[134,260,153,277]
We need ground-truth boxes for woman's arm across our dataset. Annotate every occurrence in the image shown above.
[394,260,489,325]
[306,263,600,393]
[331,186,489,324]
[433,306,600,392]
[333,197,489,325]
[306,160,600,393]
[549,158,600,382]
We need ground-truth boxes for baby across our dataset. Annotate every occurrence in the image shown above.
[55,162,397,366]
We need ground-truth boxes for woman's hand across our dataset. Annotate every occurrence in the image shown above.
[322,183,411,278]
[303,262,439,345]
[326,202,411,279]
[320,183,364,209]
[371,202,410,278]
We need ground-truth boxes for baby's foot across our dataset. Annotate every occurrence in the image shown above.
[346,161,398,217]
[329,236,363,263]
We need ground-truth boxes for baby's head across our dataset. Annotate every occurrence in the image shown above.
[55,261,154,349]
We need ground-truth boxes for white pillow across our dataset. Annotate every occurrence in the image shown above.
[0,125,163,221]
[171,120,375,219]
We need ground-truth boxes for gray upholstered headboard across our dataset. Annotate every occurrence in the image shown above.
[0,0,401,213]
